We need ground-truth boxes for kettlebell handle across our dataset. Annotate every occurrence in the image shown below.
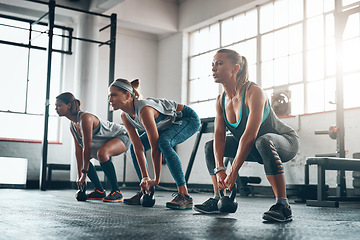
[219,183,237,200]
[142,186,155,197]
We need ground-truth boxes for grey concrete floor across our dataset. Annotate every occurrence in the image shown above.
[0,188,359,240]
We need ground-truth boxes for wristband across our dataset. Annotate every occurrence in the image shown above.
[81,169,88,174]
[142,177,150,181]
[214,166,226,174]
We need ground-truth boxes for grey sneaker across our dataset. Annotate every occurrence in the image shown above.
[263,203,293,222]
[102,190,123,203]
[166,193,193,210]
[123,191,143,205]
[193,198,220,214]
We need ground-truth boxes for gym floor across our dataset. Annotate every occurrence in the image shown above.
[0,188,359,240]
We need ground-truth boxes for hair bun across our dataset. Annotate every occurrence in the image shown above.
[131,79,140,89]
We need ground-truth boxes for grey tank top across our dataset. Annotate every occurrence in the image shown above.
[70,111,127,148]
[223,82,298,141]
[125,98,183,132]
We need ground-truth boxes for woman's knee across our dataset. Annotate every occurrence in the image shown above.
[97,148,110,163]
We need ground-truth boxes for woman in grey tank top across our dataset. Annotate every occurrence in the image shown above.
[109,78,200,210]
[55,92,130,203]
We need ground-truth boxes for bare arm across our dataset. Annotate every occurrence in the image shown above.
[70,126,83,179]
[121,112,148,179]
[225,86,267,189]
[140,106,161,185]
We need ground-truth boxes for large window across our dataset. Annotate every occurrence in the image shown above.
[0,16,67,142]
[188,0,360,118]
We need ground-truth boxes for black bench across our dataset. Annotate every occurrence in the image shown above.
[47,163,107,188]
[305,157,360,207]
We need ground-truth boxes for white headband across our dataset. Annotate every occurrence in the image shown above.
[111,80,134,96]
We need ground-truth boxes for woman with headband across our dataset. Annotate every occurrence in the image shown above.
[109,78,200,209]
[55,92,130,202]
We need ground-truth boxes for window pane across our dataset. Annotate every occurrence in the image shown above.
[307,16,324,50]
[261,33,274,61]
[190,24,219,55]
[261,60,274,88]
[249,63,257,83]
[323,0,334,12]
[325,13,335,45]
[274,28,289,58]
[324,78,336,111]
[343,13,360,40]
[189,52,213,80]
[233,39,257,64]
[307,80,325,113]
[189,76,218,103]
[0,113,59,142]
[189,100,216,119]
[222,17,237,46]
[0,45,28,112]
[344,73,360,108]
[27,49,47,114]
[289,24,302,54]
[289,0,303,24]
[274,0,288,29]
[0,17,29,43]
[245,9,257,38]
[343,37,360,73]
[274,56,288,86]
[31,24,48,48]
[289,53,303,83]
[325,44,336,76]
[260,2,273,33]
[343,0,360,6]
[306,0,323,18]
[289,83,304,115]
[307,48,324,81]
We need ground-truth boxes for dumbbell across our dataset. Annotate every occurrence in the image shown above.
[218,183,238,213]
[140,186,156,207]
[75,183,87,201]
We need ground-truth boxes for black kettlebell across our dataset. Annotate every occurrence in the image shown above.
[217,183,238,213]
[140,186,156,207]
[75,183,87,201]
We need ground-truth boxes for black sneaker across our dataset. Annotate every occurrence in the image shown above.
[87,190,106,200]
[166,193,193,210]
[123,191,143,205]
[102,190,123,203]
[193,198,220,214]
[262,203,293,222]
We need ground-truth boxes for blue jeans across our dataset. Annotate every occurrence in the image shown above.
[130,105,200,187]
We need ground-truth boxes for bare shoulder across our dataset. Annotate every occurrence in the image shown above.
[247,83,267,101]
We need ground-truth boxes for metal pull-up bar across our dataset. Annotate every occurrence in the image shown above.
[22,0,118,190]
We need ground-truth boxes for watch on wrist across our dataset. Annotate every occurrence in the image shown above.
[214,166,226,174]
[81,169,88,174]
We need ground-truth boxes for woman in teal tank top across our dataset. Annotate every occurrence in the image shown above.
[193,49,299,223]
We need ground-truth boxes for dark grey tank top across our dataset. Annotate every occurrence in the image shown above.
[222,82,298,141]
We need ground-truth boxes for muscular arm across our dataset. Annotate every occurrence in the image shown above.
[226,86,267,188]
[70,126,83,178]
[214,93,227,169]
[121,112,148,179]
[140,106,161,184]
[79,113,95,173]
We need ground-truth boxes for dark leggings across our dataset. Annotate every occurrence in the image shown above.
[205,133,299,176]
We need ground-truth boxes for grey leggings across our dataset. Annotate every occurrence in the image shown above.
[205,133,299,175]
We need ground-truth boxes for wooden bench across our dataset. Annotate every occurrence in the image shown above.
[305,157,360,207]
[47,163,107,188]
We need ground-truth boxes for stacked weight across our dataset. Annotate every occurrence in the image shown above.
[353,153,360,196]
